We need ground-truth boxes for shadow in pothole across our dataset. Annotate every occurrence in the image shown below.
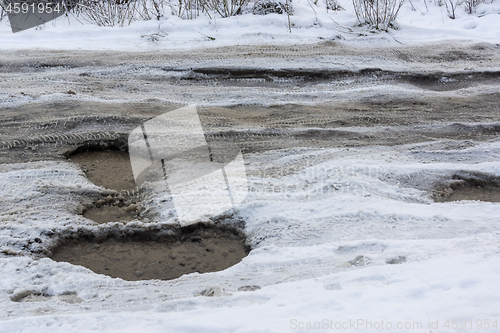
[433,173,500,203]
[49,223,250,281]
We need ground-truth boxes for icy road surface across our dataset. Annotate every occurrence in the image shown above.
[1,43,500,332]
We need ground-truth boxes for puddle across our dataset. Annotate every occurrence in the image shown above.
[68,148,141,223]
[436,184,500,202]
[434,176,500,202]
[61,145,250,281]
[82,206,136,224]
[50,226,249,281]
[68,150,136,191]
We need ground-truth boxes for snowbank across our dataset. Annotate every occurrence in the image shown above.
[0,0,499,50]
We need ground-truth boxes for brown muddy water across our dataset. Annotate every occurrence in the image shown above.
[68,149,139,224]
[62,148,250,281]
[435,183,500,202]
[50,228,249,281]
[69,150,136,192]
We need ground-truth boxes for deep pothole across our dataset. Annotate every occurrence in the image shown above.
[68,149,136,192]
[433,174,500,203]
[62,142,250,281]
[50,225,249,281]
[67,146,140,223]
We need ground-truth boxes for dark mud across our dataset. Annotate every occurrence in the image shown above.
[162,68,500,92]
[441,185,500,202]
[434,174,500,203]
[1,94,499,164]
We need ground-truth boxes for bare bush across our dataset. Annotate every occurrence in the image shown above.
[324,0,344,11]
[72,0,134,26]
[443,0,461,18]
[252,0,292,15]
[353,0,404,30]
[1,0,247,25]
[170,0,205,19]
[251,0,293,32]
[463,0,481,13]
[203,0,249,17]
[69,0,168,26]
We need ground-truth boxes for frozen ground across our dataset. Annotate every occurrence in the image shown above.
[0,30,500,333]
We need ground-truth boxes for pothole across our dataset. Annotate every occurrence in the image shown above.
[433,175,500,202]
[61,142,250,280]
[82,206,137,224]
[50,224,250,281]
[68,149,136,191]
[67,145,142,223]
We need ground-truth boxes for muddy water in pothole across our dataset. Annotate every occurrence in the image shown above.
[70,150,139,223]
[51,232,248,281]
[69,150,136,191]
[436,185,500,203]
[83,206,136,224]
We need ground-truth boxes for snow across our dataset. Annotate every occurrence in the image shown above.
[2,249,500,333]
[0,0,499,51]
[1,136,500,332]
[1,0,500,331]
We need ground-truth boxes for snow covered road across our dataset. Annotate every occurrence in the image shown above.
[1,43,500,332]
